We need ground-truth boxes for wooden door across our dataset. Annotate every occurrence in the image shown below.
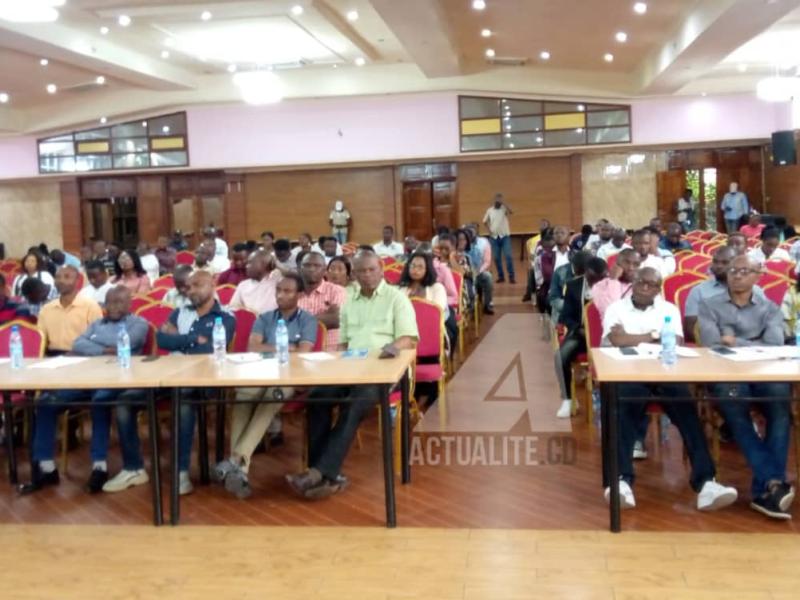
[656,170,686,224]
[432,180,458,231]
[403,182,433,241]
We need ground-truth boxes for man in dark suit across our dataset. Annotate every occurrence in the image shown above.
[555,257,608,418]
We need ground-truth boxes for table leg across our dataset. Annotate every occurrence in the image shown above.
[171,388,180,526]
[2,392,17,484]
[215,396,225,464]
[380,384,396,528]
[197,401,210,485]
[401,371,411,484]
[605,383,621,533]
[146,390,163,526]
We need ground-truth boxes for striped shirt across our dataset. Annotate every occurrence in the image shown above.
[298,280,346,349]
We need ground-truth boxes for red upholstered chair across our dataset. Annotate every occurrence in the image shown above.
[381,256,397,268]
[175,251,195,266]
[689,240,706,253]
[675,281,701,326]
[450,269,466,361]
[663,271,706,305]
[152,274,174,289]
[145,287,168,302]
[582,302,603,425]
[675,252,699,270]
[411,297,447,425]
[130,296,154,314]
[680,254,711,273]
[765,260,796,279]
[231,308,257,353]
[763,280,791,307]
[215,284,236,306]
[383,267,402,285]
[697,231,716,240]
[75,271,85,291]
[758,271,787,289]
[136,302,173,329]
[606,253,618,270]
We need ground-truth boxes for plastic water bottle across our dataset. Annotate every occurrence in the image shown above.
[276,319,289,365]
[212,317,227,362]
[794,315,800,347]
[660,316,677,367]
[117,324,131,369]
[9,325,23,370]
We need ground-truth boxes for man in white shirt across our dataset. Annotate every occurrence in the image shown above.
[552,225,572,270]
[597,228,630,262]
[137,242,160,283]
[482,193,515,283]
[601,266,737,513]
[78,260,115,306]
[373,226,404,259]
[205,227,229,260]
[229,250,279,315]
[748,228,791,264]
[632,229,674,279]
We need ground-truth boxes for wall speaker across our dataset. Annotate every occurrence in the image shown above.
[771,130,797,166]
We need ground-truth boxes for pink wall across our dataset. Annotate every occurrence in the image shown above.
[0,135,39,180]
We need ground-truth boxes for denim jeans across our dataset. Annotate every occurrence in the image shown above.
[558,332,585,399]
[712,383,791,496]
[475,271,494,308]
[489,236,515,280]
[603,383,715,491]
[32,389,119,464]
[725,219,740,235]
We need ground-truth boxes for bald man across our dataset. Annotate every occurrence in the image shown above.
[20,285,148,496]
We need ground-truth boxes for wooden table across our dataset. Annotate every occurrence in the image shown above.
[0,355,200,526]
[591,347,800,532]
[164,350,416,527]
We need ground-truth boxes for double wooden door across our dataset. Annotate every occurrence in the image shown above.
[402,179,458,241]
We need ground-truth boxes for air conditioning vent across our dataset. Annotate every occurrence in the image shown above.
[487,56,529,66]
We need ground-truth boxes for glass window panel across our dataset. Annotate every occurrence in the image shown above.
[40,134,73,144]
[150,151,188,167]
[113,153,150,169]
[39,156,75,173]
[74,154,112,172]
[112,138,149,153]
[460,135,502,152]
[39,140,75,157]
[502,115,543,132]
[501,99,543,115]
[587,110,630,127]
[502,132,545,149]
[460,97,501,119]
[586,103,623,111]
[74,127,110,141]
[544,129,586,146]
[111,121,147,138]
[587,127,631,144]
[148,113,187,136]
[544,102,586,114]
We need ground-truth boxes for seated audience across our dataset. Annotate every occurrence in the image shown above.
[781,271,800,341]
[740,213,766,239]
[154,236,177,273]
[273,239,296,273]
[727,232,748,255]
[205,226,229,260]
[699,255,794,519]
[12,250,55,297]
[399,251,457,348]
[290,233,314,264]
[549,251,589,325]
[193,241,221,275]
[169,230,188,251]
[111,250,152,294]
[216,243,250,286]
[321,236,341,265]
[260,231,275,253]
[213,274,317,499]
[402,236,419,260]
[19,278,55,318]
[326,255,352,289]
[92,240,118,274]
[748,228,791,264]
[37,266,103,355]
[587,221,613,255]
[570,224,593,252]
[659,222,692,253]
[466,224,494,314]
[602,267,737,512]
[163,264,194,309]
[0,273,32,324]
[552,225,572,270]
[78,260,115,307]
[648,217,663,232]
[597,228,630,261]
[137,243,160,283]
[591,248,640,318]
[632,229,674,278]
[20,287,148,495]
[286,252,418,499]
[533,235,556,314]
[432,234,459,307]
[374,226,405,259]
[49,248,81,270]
[229,250,279,314]
[298,252,346,349]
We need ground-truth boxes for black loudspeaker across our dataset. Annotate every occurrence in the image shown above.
[772,130,797,166]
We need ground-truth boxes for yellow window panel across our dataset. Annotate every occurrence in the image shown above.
[151,137,185,150]
[76,141,109,154]
[545,113,586,130]
[461,118,501,135]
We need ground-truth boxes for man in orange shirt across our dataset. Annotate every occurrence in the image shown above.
[37,266,103,355]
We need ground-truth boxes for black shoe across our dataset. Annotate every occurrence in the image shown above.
[85,469,108,494]
[496,278,506,284]
[267,432,284,449]
[771,482,795,513]
[750,491,792,520]
[17,465,60,495]
[303,477,344,500]
[483,306,495,315]
[521,293,532,302]
[509,278,516,284]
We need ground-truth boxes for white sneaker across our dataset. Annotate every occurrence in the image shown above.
[604,480,636,509]
[697,479,738,511]
[632,441,648,460]
[102,469,149,493]
[179,471,194,496]
[556,399,572,418]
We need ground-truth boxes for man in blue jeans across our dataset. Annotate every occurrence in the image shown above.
[19,286,148,495]
[699,254,795,519]
[105,271,235,496]
[483,193,515,283]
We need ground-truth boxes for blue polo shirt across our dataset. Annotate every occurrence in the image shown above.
[158,302,235,354]
[251,308,317,347]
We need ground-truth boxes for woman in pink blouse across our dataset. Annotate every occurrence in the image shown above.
[112,249,152,294]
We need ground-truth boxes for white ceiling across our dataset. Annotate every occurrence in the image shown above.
[1,0,800,135]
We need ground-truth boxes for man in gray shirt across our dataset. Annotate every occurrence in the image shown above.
[698,255,794,520]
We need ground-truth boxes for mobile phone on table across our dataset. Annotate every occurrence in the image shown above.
[711,346,735,355]
[619,347,637,356]
[141,356,160,362]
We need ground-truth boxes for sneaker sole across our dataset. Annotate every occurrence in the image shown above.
[698,490,738,512]
[224,475,252,500]
[779,489,796,513]
[750,501,792,520]
[102,474,149,493]
[603,489,635,509]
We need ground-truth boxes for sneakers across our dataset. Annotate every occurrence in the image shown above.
[85,469,109,494]
[697,480,738,511]
[102,469,149,493]
[774,482,796,513]
[286,468,323,496]
[556,399,572,419]
[483,305,495,315]
[632,441,648,460]
[212,459,239,484]
[224,469,252,500]
[179,471,194,496]
[751,491,792,520]
[603,480,636,509]
[17,465,60,495]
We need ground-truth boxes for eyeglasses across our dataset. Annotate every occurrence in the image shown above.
[727,267,760,277]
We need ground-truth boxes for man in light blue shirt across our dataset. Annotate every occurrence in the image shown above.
[720,182,749,234]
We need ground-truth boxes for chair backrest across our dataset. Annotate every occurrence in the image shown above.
[146,287,169,302]
[130,296,154,314]
[450,269,464,312]
[152,274,174,289]
[675,280,701,322]
[313,321,327,352]
[697,231,716,240]
[700,241,723,255]
[0,319,45,358]
[763,279,791,307]
[583,302,603,349]
[175,251,195,266]
[381,256,397,268]
[135,302,174,329]
[757,271,787,289]
[689,240,706,253]
[231,308,257,353]
[410,297,445,361]
[606,253,618,271]
[681,254,711,273]
[384,268,402,285]
[75,271,85,291]
[216,284,236,306]
[765,260,795,279]
[663,271,706,304]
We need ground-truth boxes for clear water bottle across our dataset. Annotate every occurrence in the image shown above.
[276,319,289,365]
[9,325,23,370]
[212,317,227,362]
[794,314,800,347]
[117,324,131,369]
[660,315,677,367]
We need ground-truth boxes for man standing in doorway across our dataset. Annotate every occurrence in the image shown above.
[329,200,352,244]
[483,193,515,284]
[721,182,749,234]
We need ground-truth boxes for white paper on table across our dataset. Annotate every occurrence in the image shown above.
[298,352,336,361]
[226,353,264,364]
[29,356,89,369]
[712,346,800,362]
[598,348,654,361]
[636,343,700,358]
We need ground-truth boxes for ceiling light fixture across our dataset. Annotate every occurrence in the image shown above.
[95,76,106,85]
[737,63,748,73]
[46,83,57,94]
[227,64,237,73]
[162,125,170,133]
[577,104,585,111]
[604,53,614,62]
[485,48,496,58]
[0,92,8,103]
[481,28,492,38]
[233,70,284,105]
[100,117,107,124]
[142,121,147,127]
[354,56,366,66]
[118,14,131,27]
[0,0,61,23]
[161,50,170,59]
[346,10,359,21]
[616,31,628,43]
[472,0,486,10]
[40,58,49,66]
[201,10,212,21]
[633,2,647,14]
[291,5,304,16]
[100,26,109,35]
[540,50,551,60]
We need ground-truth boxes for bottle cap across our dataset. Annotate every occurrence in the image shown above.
[214,317,222,324]
[664,316,672,323]
[11,325,18,331]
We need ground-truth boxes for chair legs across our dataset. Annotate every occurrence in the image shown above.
[437,378,447,427]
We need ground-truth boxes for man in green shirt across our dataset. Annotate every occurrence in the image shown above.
[287,251,418,500]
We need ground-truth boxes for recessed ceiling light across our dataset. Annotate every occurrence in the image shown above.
[40,58,48,66]
[481,28,492,38]
[505,133,511,138]
[509,143,515,148]
[604,53,614,62]
[485,48,496,58]
[161,50,170,59]
[540,50,551,60]
[117,14,131,27]
[201,10,212,21]
[0,93,8,104]
[291,5,304,16]
[332,64,339,69]
[227,64,237,73]
[162,125,170,134]
[633,2,647,14]
[95,76,106,85]
[354,56,366,66]
[616,31,628,43]
[536,137,543,143]
[46,83,57,94]
[346,10,359,21]
[142,121,148,127]
[472,0,487,10]
[577,104,585,111]
[100,26,109,35]
[99,117,107,124]
[737,63,748,73]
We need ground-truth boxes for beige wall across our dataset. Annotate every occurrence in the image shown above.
[582,152,667,229]
[0,180,62,258]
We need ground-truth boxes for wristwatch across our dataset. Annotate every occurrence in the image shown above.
[650,330,660,341]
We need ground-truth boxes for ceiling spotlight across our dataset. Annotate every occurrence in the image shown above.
[346,10,359,21]
[576,128,584,133]
[161,50,170,59]
[577,104,585,111]
[509,143,515,148]
[354,56,366,66]
[332,64,339,69]
[162,125,170,134]
[142,121,148,127]
[100,117,107,124]
[485,48,496,58]
[100,26,109,35]
[46,83,57,94]
[540,50,551,60]
[481,28,492,38]
[227,64,237,73]
[0,93,8,104]
[604,53,614,62]
[472,0,486,10]
[95,76,106,85]
[200,10,212,21]
[737,63,748,73]
[117,14,131,27]
[40,58,49,66]
[633,2,647,14]
[616,31,628,43]
[291,5,304,16]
